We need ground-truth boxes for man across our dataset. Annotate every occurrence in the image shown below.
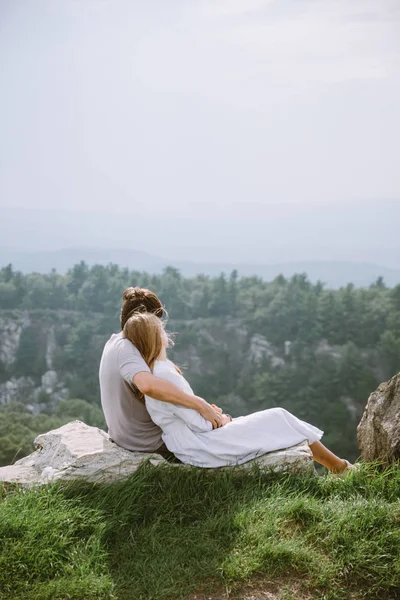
[99,286,222,458]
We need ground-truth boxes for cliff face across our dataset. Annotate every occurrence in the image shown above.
[0,311,73,409]
[0,313,29,367]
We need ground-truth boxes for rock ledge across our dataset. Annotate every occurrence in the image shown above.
[0,420,316,486]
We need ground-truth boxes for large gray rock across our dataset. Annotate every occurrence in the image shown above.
[0,420,316,487]
[357,372,400,464]
[0,421,166,486]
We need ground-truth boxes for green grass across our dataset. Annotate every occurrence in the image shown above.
[1,462,399,600]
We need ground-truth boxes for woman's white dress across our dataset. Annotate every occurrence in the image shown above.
[145,360,324,468]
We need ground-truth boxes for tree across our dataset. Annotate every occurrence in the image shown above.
[378,331,400,380]
[371,276,386,289]
[14,325,47,378]
[0,282,18,309]
[337,342,378,401]
[0,404,66,466]
[387,285,400,337]
[67,261,89,297]
[228,270,239,316]
[0,264,14,283]
[318,291,343,344]
[208,274,230,316]
[55,399,105,429]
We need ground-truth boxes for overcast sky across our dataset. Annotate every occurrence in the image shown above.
[1,0,399,219]
[1,0,400,279]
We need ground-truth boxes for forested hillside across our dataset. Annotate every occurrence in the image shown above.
[1,262,400,466]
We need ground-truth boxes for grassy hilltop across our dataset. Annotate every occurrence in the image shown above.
[1,462,399,600]
[1,265,400,598]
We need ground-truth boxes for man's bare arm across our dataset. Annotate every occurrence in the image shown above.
[133,372,223,429]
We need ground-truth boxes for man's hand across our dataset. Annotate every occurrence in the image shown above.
[198,401,223,429]
[133,372,223,428]
[211,404,223,414]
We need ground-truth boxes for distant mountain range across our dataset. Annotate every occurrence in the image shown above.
[1,246,399,289]
[1,202,400,266]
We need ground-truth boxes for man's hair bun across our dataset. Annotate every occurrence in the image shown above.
[120,287,164,329]
[122,287,145,302]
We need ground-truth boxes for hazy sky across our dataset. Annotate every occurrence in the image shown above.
[1,0,399,220]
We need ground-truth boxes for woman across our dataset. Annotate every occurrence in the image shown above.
[123,312,356,474]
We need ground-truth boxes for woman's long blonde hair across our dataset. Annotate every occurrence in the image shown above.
[123,313,181,399]
[123,312,165,372]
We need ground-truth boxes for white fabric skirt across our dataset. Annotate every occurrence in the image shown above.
[168,407,324,468]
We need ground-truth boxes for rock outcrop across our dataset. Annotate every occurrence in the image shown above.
[0,312,72,407]
[357,372,400,464]
[0,421,316,486]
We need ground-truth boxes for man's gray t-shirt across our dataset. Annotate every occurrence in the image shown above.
[99,332,163,452]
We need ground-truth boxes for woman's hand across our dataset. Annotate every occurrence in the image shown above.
[220,413,233,426]
[210,404,232,426]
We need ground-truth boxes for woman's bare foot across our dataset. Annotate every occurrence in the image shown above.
[309,441,350,472]
[329,458,348,474]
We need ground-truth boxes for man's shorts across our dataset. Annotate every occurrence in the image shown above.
[155,442,182,463]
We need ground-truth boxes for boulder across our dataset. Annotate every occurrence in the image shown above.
[357,372,400,464]
[0,420,316,487]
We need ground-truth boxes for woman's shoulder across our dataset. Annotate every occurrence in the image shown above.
[153,360,178,376]
[153,360,190,390]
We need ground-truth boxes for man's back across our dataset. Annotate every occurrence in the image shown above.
[99,332,163,452]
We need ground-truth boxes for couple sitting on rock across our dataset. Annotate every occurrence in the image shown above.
[99,287,355,474]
